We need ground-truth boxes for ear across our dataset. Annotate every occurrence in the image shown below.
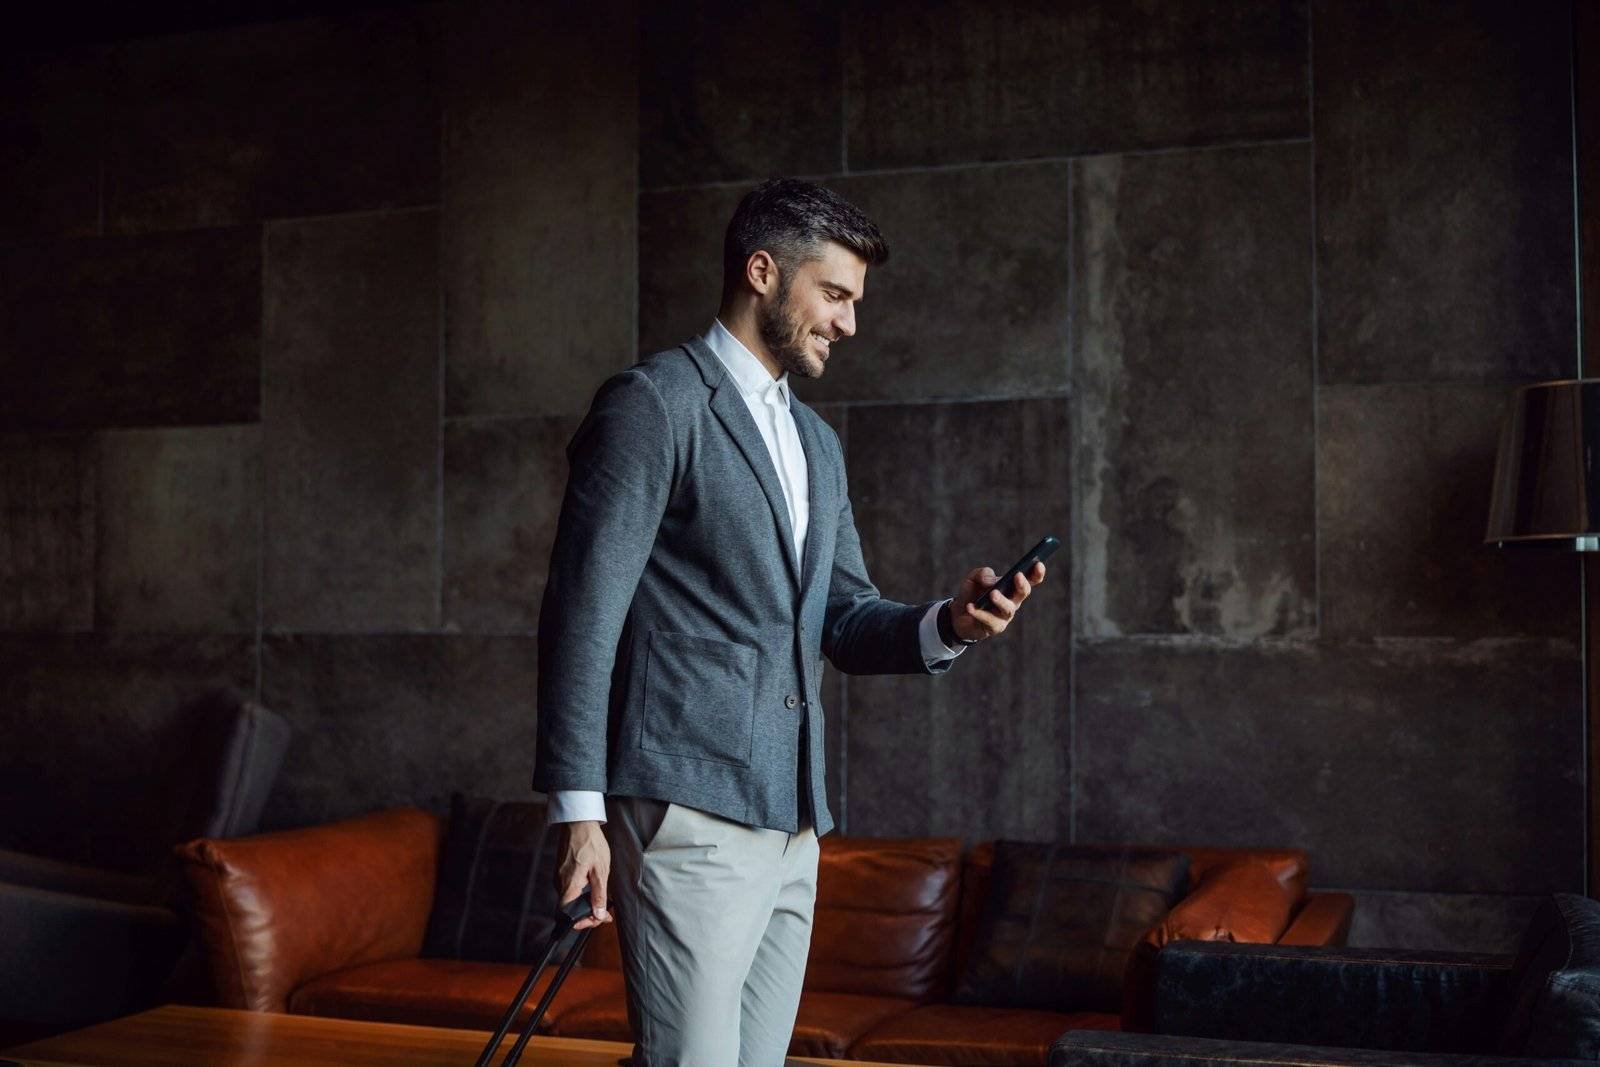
[746,250,778,296]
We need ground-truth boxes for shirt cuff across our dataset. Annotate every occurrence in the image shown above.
[545,789,607,824]
[920,598,966,663]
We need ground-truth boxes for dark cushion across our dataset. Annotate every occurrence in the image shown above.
[185,690,292,844]
[420,794,564,964]
[1498,892,1600,1057]
[0,686,288,889]
[953,841,1189,1013]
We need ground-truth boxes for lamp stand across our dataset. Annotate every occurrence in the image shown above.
[1587,557,1598,897]
[1577,0,1598,899]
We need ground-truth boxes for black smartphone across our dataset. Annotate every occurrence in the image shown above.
[974,535,1060,613]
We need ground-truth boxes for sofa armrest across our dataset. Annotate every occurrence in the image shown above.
[173,807,441,1012]
[1052,1031,1591,1067]
[1277,891,1354,946]
[0,847,158,906]
[0,881,182,1025]
[1122,861,1297,1031]
[1151,941,1514,1053]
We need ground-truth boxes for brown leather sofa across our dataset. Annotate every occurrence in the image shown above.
[174,807,1353,1064]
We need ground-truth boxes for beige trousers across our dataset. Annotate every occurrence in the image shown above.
[604,795,820,1067]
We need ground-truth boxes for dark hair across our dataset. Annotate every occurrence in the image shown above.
[721,178,889,298]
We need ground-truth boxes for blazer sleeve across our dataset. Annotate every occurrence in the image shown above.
[821,447,953,677]
[533,369,674,794]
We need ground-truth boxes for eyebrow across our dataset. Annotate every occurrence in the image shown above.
[820,279,863,301]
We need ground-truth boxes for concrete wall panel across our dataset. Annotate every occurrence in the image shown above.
[443,0,637,418]
[1073,145,1314,638]
[846,0,1308,169]
[96,425,260,632]
[262,210,440,632]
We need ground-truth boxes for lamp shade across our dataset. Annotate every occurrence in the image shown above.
[1485,379,1600,549]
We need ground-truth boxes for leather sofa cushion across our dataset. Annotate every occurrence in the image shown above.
[546,980,631,1041]
[852,1004,1119,1065]
[954,843,1189,1014]
[791,991,921,1058]
[1140,860,1295,951]
[805,835,963,1000]
[1499,892,1600,1057]
[1181,848,1306,907]
[421,794,563,964]
[288,956,625,1033]
[551,983,919,1058]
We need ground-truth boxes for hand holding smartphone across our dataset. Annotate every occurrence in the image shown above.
[974,535,1060,614]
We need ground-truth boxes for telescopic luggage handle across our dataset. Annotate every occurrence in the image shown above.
[473,885,597,1067]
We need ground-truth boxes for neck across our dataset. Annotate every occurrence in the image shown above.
[717,300,783,380]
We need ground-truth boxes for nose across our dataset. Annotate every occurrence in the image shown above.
[835,302,856,338]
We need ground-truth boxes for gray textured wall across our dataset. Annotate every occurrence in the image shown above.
[0,0,1580,951]
[0,0,638,835]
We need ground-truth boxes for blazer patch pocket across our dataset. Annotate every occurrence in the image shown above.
[641,630,758,768]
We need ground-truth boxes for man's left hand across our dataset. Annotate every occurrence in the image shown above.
[951,561,1046,643]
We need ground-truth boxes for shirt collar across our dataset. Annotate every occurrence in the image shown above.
[704,318,790,409]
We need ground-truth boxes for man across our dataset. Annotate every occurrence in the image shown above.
[533,178,1046,1065]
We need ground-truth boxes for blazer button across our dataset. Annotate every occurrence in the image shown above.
[784,694,799,709]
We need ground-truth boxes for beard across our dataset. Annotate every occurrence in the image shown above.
[755,275,826,379]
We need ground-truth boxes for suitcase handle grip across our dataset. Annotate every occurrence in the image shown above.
[559,884,594,926]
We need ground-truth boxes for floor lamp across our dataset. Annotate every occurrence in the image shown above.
[1485,381,1599,897]
[1485,0,1599,897]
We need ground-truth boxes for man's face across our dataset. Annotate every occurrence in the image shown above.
[755,241,866,379]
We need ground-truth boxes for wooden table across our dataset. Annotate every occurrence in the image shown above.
[1,1004,917,1066]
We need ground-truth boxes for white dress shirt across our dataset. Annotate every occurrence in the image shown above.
[546,320,964,824]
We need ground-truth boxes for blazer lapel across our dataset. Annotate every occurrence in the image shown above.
[793,403,832,597]
[686,339,803,590]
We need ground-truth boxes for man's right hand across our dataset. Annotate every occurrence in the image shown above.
[556,819,612,931]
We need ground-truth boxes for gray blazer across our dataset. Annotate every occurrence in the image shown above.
[533,336,952,835]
